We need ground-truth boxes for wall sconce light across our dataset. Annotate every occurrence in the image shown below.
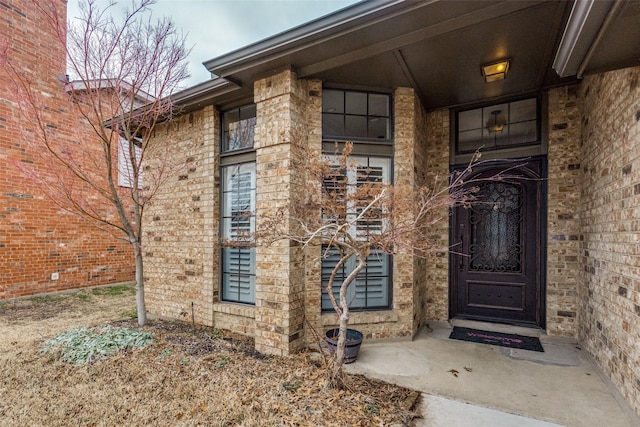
[481,59,510,83]
[487,110,505,133]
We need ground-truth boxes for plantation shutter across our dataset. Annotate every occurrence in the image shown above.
[321,248,346,310]
[355,160,386,236]
[320,156,392,311]
[222,163,256,304]
[353,251,389,308]
[117,137,142,189]
[321,248,390,310]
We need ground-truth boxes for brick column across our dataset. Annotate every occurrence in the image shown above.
[253,70,307,355]
[392,88,419,337]
[546,85,581,337]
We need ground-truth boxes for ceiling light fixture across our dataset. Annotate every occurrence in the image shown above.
[487,110,505,133]
[481,59,510,83]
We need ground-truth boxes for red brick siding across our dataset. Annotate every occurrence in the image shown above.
[0,0,134,299]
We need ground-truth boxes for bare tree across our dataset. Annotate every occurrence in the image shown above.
[0,0,190,325]
[258,142,513,387]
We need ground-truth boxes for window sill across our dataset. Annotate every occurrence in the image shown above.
[321,310,398,326]
[213,302,255,319]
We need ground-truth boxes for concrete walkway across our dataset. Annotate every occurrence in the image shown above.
[345,322,640,427]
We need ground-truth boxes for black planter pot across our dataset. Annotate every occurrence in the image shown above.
[325,328,363,364]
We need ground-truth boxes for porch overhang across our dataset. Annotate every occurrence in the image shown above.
[179,0,640,111]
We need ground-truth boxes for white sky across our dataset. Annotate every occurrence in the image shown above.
[66,0,361,89]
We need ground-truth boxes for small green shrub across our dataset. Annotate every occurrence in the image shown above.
[364,402,380,416]
[283,380,301,393]
[214,355,231,369]
[29,295,65,304]
[41,326,153,365]
[76,293,90,301]
[208,328,221,340]
[159,348,172,359]
[119,310,138,319]
[91,285,135,297]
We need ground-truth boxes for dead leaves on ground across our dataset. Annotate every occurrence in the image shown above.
[448,366,473,377]
[1,318,420,426]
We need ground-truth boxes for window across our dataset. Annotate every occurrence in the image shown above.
[322,89,390,141]
[117,136,142,189]
[321,248,391,310]
[456,97,539,154]
[222,104,256,153]
[321,156,392,311]
[221,162,256,304]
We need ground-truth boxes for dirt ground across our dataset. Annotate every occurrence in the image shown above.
[0,286,420,426]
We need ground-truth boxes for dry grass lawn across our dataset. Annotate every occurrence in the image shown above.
[0,285,420,426]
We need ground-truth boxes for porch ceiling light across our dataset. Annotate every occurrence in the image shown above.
[487,110,505,133]
[481,59,510,83]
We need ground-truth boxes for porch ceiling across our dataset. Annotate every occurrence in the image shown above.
[188,0,640,111]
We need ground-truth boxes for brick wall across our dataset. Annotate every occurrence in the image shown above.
[579,67,640,413]
[0,0,134,299]
[546,85,582,337]
[423,110,450,322]
[253,70,308,355]
[394,87,429,337]
[143,107,218,326]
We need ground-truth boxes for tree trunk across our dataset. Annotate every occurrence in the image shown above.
[133,241,147,326]
[328,254,365,388]
[331,309,350,387]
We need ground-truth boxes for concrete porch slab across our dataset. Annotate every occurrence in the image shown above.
[345,322,640,427]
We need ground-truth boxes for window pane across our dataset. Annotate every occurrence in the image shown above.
[323,90,344,114]
[345,115,367,138]
[222,163,255,234]
[321,248,345,311]
[458,129,483,153]
[240,104,256,121]
[221,162,256,304]
[320,156,391,311]
[458,109,481,132]
[485,126,508,148]
[354,251,389,307]
[223,106,256,152]
[345,91,367,115]
[508,121,538,145]
[322,89,391,142]
[369,93,389,117]
[322,113,344,137]
[321,248,390,310]
[509,98,536,123]
[483,104,508,132]
[368,117,389,139]
[456,97,539,155]
[222,247,255,304]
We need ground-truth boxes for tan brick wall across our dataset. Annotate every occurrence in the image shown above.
[579,67,640,413]
[302,79,324,345]
[412,95,430,332]
[546,85,582,337]
[0,0,134,299]
[394,87,429,337]
[423,110,450,322]
[144,107,218,326]
[253,70,307,355]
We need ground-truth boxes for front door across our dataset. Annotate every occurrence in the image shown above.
[450,158,545,327]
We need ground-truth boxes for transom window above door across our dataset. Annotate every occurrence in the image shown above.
[456,97,539,155]
[322,89,391,142]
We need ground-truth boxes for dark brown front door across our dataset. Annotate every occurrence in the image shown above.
[450,159,545,327]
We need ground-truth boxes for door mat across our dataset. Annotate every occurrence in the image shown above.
[449,327,544,352]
